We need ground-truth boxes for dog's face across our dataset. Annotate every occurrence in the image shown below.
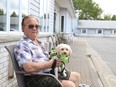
[55,44,72,56]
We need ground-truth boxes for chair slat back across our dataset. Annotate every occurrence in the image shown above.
[5,45,25,87]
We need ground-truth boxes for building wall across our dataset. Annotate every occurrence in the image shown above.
[55,2,61,33]
[0,41,18,87]
[73,18,78,34]
[48,0,55,33]
[66,12,71,33]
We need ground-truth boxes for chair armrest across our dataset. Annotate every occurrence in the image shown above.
[28,72,56,77]
[16,71,55,76]
[16,70,55,77]
[15,71,27,74]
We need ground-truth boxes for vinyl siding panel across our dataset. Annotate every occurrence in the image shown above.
[49,0,54,32]
[29,0,40,17]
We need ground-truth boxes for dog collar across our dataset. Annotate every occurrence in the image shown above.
[57,53,69,64]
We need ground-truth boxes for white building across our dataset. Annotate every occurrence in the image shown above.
[0,0,76,86]
[76,20,116,37]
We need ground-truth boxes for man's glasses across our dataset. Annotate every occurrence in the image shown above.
[28,24,40,29]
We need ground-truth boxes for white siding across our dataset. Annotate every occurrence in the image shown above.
[78,20,116,29]
[73,18,78,34]
[66,13,71,33]
[29,0,40,17]
[49,0,54,33]
[55,3,60,33]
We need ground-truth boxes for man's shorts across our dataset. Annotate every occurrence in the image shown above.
[24,75,62,87]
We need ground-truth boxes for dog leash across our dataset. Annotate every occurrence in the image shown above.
[60,61,67,73]
[50,59,57,75]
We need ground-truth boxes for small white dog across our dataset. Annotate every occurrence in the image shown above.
[49,44,72,79]
[54,44,72,79]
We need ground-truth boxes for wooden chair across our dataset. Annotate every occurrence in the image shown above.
[5,45,63,87]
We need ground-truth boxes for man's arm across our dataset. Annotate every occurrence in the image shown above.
[22,59,53,72]
[23,58,62,73]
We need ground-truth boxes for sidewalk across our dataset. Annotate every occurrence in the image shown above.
[66,37,102,87]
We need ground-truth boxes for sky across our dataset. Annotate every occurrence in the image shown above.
[93,0,116,15]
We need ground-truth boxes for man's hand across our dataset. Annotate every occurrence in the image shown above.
[49,58,62,67]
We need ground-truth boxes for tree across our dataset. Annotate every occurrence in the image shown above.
[10,11,17,17]
[73,0,103,20]
[0,8,4,15]
[111,15,116,20]
[103,14,111,20]
[22,13,26,17]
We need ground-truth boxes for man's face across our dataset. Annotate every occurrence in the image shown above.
[22,17,39,40]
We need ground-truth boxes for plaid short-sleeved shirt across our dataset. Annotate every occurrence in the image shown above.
[14,35,51,73]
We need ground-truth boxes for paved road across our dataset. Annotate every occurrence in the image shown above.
[83,37,116,75]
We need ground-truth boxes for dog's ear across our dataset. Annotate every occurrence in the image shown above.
[68,46,72,56]
[55,45,60,52]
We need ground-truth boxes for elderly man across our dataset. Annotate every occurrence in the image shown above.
[14,15,80,87]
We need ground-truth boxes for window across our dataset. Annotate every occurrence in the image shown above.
[103,29,112,34]
[0,0,7,31]
[61,16,64,32]
[114,30,116,34]
[40,0,50,32]
[88,29,96,34]
[0,0,40,33]
[53,12,56,33]
[78,29,81,34]
[10,0,19,32]
[82,29,86,33]
[98,29,102,34]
